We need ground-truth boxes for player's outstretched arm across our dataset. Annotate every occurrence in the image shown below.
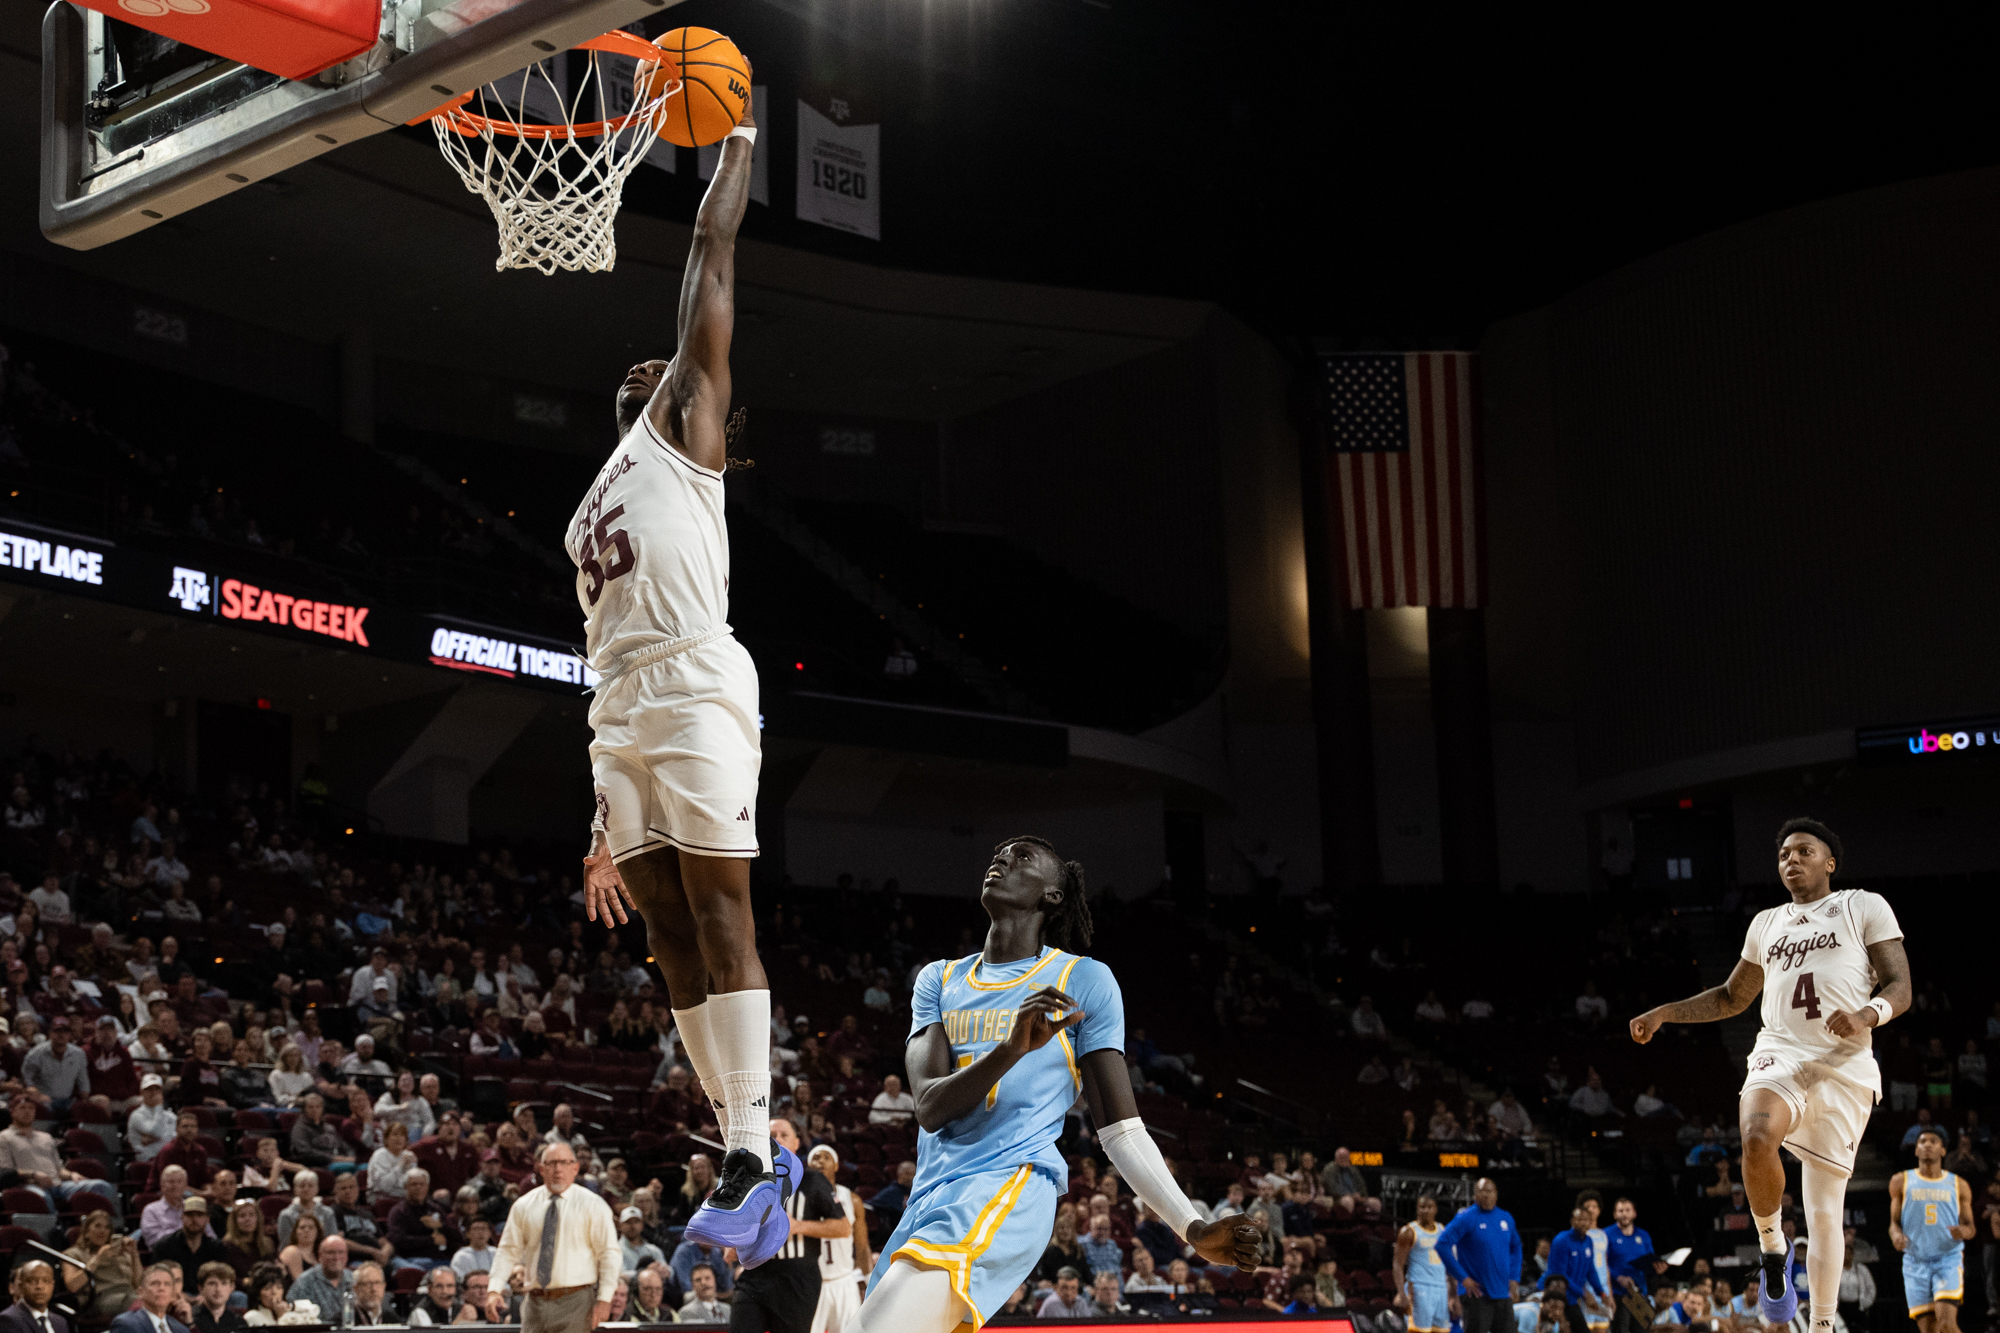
[1887,1171,1907,1251]
[1828,937,1911,1038]
[651,94,756,473]
[1078,1048,1261,1272]
[1629,958,1761,1043]
[907,986,1080,1133]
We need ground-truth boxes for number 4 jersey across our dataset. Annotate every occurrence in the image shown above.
[566,414,732,672]
[1742,888,1903,1096]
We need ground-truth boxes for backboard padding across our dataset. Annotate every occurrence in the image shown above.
[40,0,680,250]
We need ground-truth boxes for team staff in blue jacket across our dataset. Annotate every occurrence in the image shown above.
[1540,1208,1608,1333]
[1437,1178,1524,1333]
[1604,1197,1667,1333]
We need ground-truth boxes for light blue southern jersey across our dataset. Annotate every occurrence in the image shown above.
[909,947,1124,1192]
[1410,1222,1449,1289]
[1901,1170,1963,1261]
[1586,1227,1612,1322]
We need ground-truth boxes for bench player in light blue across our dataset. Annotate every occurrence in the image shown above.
[855,836,1260,1331]
[1394,1193,1452,1333]
[1891,1127,1974,1333]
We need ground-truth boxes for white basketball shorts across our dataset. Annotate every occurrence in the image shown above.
[588,632,760,860]
[1741,1049,1875,1178]
[811,1274,861,1333]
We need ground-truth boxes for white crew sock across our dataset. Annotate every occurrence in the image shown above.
[708,989,774,1171]
[1754,1209,1784,1255]
[670,1002,728,1140]
[1802,1164,1844,1330]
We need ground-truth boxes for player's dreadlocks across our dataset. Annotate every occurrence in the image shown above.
[1003,835,1093,953]
[724,406,754,472]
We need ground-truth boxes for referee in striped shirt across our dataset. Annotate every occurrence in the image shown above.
[732,1120,846,1333]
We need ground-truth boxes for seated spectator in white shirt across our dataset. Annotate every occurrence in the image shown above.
[1574,982,1609,1024]
[28,873,72,924]
[1488,1089,1535,1140]
[451,1217,498,1277]
[339,1034,393,1080]
[869,1074,916,1127]
[1349,997,1386,1040]
[1356,1056,1390,1086]
[128,1074,178,1161]
[1568,1071,1621,1121]
[1461,996,1495,1022]
[1414,991,1450,1024]
[1125,1247,1174,1296]
[162,882,202,923]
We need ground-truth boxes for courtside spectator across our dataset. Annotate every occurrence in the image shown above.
[1038,1268,1093,1318]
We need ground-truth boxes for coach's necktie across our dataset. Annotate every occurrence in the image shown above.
[536,1193,561,1287]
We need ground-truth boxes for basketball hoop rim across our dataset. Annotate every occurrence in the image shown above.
[415,30,682,139]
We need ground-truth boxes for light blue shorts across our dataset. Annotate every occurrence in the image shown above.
[1410,1282,1450,1332]
[868,1164,1057,1328]
[1904,1253,1965,1316]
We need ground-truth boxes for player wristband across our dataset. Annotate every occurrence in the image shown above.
[1866,996,1894,1027]
[726,125,757,146]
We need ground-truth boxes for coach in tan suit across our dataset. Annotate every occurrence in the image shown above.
[487,1142,620,1333]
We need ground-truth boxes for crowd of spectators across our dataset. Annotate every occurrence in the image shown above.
[3,723,1995,1331]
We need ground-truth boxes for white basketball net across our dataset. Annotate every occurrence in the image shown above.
[431,37,680,275]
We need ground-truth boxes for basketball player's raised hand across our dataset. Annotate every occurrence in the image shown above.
[1629,1011,1663,1044]
[1002,987,1082,1057]
[583,844,637,925]
[1186,1217,1263,1272]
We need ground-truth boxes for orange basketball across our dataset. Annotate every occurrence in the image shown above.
[643,27,751,148]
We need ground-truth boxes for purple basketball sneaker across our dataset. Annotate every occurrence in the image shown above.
[1757,1250,1797,1325]
[683,1138,801,1270]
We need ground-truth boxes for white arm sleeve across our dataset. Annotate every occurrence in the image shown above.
[1098,1117,1202,1238]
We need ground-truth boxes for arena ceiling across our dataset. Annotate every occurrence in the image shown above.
[2,1,1991,410]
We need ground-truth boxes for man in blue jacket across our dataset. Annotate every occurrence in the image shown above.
[1603,1197,1665,1333]
[1438,1178,1523,1333]
[1541,1208,1608,1333]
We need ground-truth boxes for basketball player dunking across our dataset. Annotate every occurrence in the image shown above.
[1630,818,1911,1333]
[571,94,798,1268]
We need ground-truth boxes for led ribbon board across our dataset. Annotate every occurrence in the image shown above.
[0,521,595,695]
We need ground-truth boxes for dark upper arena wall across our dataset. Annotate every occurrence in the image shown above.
[1483,165,2000,791]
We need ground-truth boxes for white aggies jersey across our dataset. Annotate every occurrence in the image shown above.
[565,414,731,673]
[1742,887,1902,1093]
[820,1182,858,1280]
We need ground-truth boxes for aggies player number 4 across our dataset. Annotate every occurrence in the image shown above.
[1630,818,1912,1333]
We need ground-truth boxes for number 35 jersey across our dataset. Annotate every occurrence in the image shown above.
[1741,888,1902,1094]
[908,948,1125,1193]
[566,414,732,673]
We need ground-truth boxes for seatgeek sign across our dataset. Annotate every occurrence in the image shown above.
[1856,715,2000,764]
[0,520,591,696]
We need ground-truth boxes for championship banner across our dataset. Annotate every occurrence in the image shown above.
[795,82,879,240]
[599,39,679,175]
[1318,351,1484,609]
[696,85,768,201]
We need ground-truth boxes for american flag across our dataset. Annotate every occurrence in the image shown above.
[1319,352,1483,610]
